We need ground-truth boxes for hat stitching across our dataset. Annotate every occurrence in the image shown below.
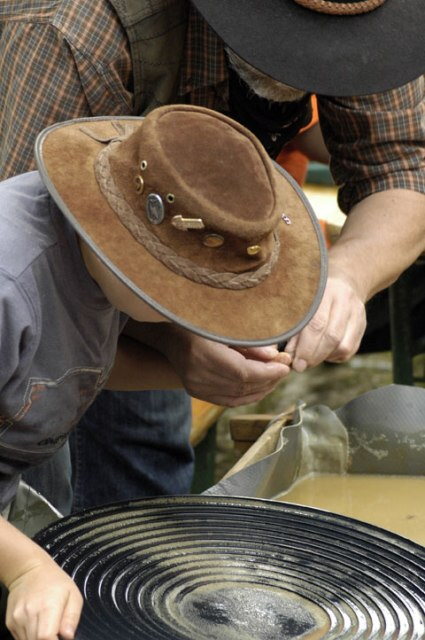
[94,135,281,290]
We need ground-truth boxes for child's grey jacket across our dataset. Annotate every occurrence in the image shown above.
[0,171,127,511]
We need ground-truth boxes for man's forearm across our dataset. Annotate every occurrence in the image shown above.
[329,189,425,302]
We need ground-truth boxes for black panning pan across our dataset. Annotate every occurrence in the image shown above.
[34,495,425,639]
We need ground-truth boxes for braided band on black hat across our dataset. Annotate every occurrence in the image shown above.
[293,0,386,14]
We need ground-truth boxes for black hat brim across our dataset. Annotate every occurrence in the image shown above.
[191,0,425,96]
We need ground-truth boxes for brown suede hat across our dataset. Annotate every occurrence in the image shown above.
[35,105,326,346]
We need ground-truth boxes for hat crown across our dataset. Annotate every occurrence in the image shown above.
[137,108,279,239]
[118,106,280,239]
[100,105,284,282]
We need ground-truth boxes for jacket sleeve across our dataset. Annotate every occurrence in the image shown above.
[0,273,36,395]
[317,76,425,213]
[0,274,37,511]
[0,3,132,179]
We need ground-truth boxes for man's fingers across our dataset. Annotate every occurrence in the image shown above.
[325,305,366,363]
[284,335,299,358]
[287,284,367,371]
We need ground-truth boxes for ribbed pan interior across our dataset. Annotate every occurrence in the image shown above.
[34,496,425,639]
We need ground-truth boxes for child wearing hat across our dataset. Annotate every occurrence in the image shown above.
[0,104,325,640]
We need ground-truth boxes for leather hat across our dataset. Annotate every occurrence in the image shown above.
[35,105,326,346]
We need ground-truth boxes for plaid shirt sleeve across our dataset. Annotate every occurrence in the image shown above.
[318,77,425,213]
[0,2,133,180]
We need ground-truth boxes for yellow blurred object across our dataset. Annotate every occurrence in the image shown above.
[190,398,225,447]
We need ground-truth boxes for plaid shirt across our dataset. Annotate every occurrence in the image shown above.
[0,1,424,213]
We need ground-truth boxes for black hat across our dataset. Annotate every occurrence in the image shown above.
[191,0,425,96]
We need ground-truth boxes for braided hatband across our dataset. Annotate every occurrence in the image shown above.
[94,137,280,291]
[293,0,385,14]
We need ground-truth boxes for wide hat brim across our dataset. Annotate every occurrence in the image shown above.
[191,0,425,96]
[35,116,326,347]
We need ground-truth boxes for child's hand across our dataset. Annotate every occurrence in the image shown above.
[6,557,83,640]
[166,330,292,406]
[234,345,292,367]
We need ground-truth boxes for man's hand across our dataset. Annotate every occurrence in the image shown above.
[285,189,425,372]
[284,274,366,372]
[140,323,291,407]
